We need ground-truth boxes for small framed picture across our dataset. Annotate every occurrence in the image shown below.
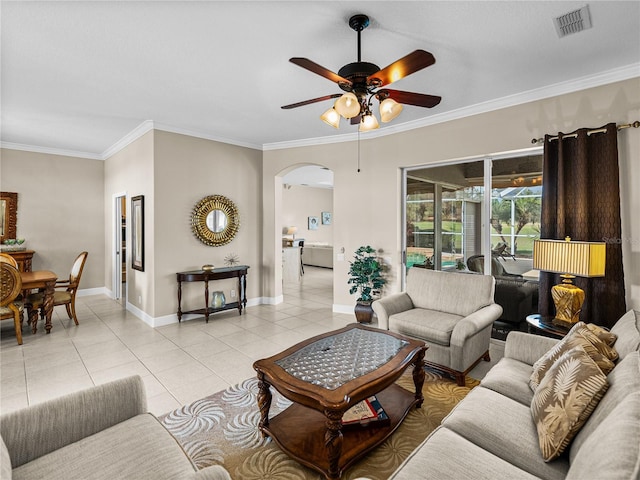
[308,216,319,230]
[322,212,332,225]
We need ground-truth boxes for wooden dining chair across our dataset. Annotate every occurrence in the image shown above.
[0,253,19,269]
[26,251,88,326]
[1,262,24,344]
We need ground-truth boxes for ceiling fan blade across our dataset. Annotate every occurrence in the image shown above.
[281,93,342,110]
[289,58,352,86]
[368,50,436,87]
[378,89,441,108]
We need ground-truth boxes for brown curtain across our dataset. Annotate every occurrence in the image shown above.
[539,123,626,329]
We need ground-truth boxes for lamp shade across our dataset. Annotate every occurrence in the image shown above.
[285,226,298,236]
[533,239,606,277]
[320,107,340,128]
[379,97,403,122]
[359,113,379,132]
[334,93,361,119]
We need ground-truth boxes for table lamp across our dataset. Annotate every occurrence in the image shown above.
[285,226,297,241]
[533,237,606,327]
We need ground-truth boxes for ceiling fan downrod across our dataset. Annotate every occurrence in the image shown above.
[349,14,370,63]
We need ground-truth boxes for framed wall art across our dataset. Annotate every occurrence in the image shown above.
[308,216,319,230]
[0,192,17,243]
[321,211,332,225]
[131,195,145,271]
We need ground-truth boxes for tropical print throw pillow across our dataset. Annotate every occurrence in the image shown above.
[531,345,609,462]
[530,322,616,391]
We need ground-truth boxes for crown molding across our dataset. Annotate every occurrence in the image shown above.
[263,63,640,151]
[0,141,103,160]
[152,123,262,151]
[3,64,638,157]
[100,120,155,159]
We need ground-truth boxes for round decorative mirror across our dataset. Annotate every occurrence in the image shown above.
[191,195,239,246]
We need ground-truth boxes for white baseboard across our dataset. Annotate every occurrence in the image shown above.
[125,296,269,328]
[333,304,354,315]
[77,287,110,297]
[262,295,284,305]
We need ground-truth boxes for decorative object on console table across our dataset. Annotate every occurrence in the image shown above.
[131,195,145,272]
[348,245,386,323]
[308,216,319,230]
[533,237,605,327]
[224,253,239,267]
[211,291,226,309]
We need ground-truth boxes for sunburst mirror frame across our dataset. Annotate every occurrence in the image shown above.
[191,195,240,246]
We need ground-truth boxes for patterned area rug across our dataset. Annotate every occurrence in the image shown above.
[159,370,479,480]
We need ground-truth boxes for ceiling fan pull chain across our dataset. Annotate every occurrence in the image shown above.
[357,131,361,173]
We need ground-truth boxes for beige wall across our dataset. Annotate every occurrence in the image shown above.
[263,77,640,312]
[282,185,333,245]
[104,130,155,315]
[3,77,638,326]
[151,131,263,321]
[0,148,105,289]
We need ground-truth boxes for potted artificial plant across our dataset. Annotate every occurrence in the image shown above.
[347,245,386,323]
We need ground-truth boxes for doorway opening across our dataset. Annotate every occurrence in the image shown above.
[113,193,127,303]
[279,165,334,308]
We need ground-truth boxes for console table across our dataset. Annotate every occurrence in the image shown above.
[176,265,249,322]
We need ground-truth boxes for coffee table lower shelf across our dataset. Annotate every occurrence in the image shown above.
[262,383,417,479]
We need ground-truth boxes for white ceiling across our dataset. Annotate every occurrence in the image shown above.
[2,1,639,159]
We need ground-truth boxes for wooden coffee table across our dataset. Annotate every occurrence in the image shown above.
[253,323,427,479]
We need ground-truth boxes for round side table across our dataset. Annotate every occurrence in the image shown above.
[526,314,570,339]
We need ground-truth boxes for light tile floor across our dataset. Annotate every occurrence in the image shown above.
[0,266,504,416]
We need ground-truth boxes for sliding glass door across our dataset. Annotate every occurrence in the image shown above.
[402,150,542,283]
[404,160,485,272]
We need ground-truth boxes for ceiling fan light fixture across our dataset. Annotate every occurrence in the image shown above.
[334,92,361,119]
[359,113,379,132]
[379,97,403,122]
[320,107,341,128]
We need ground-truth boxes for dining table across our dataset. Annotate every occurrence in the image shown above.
[20,270,57,334]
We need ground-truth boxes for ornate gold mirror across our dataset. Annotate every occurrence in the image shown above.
[0,192,18,243]
[191,195,239,246]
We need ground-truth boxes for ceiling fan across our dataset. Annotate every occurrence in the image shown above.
[281,14,441,131]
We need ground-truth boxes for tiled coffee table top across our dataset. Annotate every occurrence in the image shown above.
[275,327,408,390]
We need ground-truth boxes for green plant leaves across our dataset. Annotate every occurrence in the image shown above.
[347,245,386,302]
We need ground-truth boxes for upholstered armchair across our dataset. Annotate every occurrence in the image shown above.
[372,268,502,386]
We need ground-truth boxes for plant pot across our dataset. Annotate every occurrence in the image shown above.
[354,301,374,324]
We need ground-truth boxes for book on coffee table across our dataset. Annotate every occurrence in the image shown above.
[341,395,390,428]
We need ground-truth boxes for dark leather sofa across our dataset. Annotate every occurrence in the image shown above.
[466,255,539,339]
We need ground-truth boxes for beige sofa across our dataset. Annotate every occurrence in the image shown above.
[372,268,503,385]
[302,243,333,268]
[0,376,231,480]
[388,309,640,479]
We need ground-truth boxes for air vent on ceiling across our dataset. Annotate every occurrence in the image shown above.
[554,5,592,38]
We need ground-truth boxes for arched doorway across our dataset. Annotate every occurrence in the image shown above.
[277,165,334,307]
